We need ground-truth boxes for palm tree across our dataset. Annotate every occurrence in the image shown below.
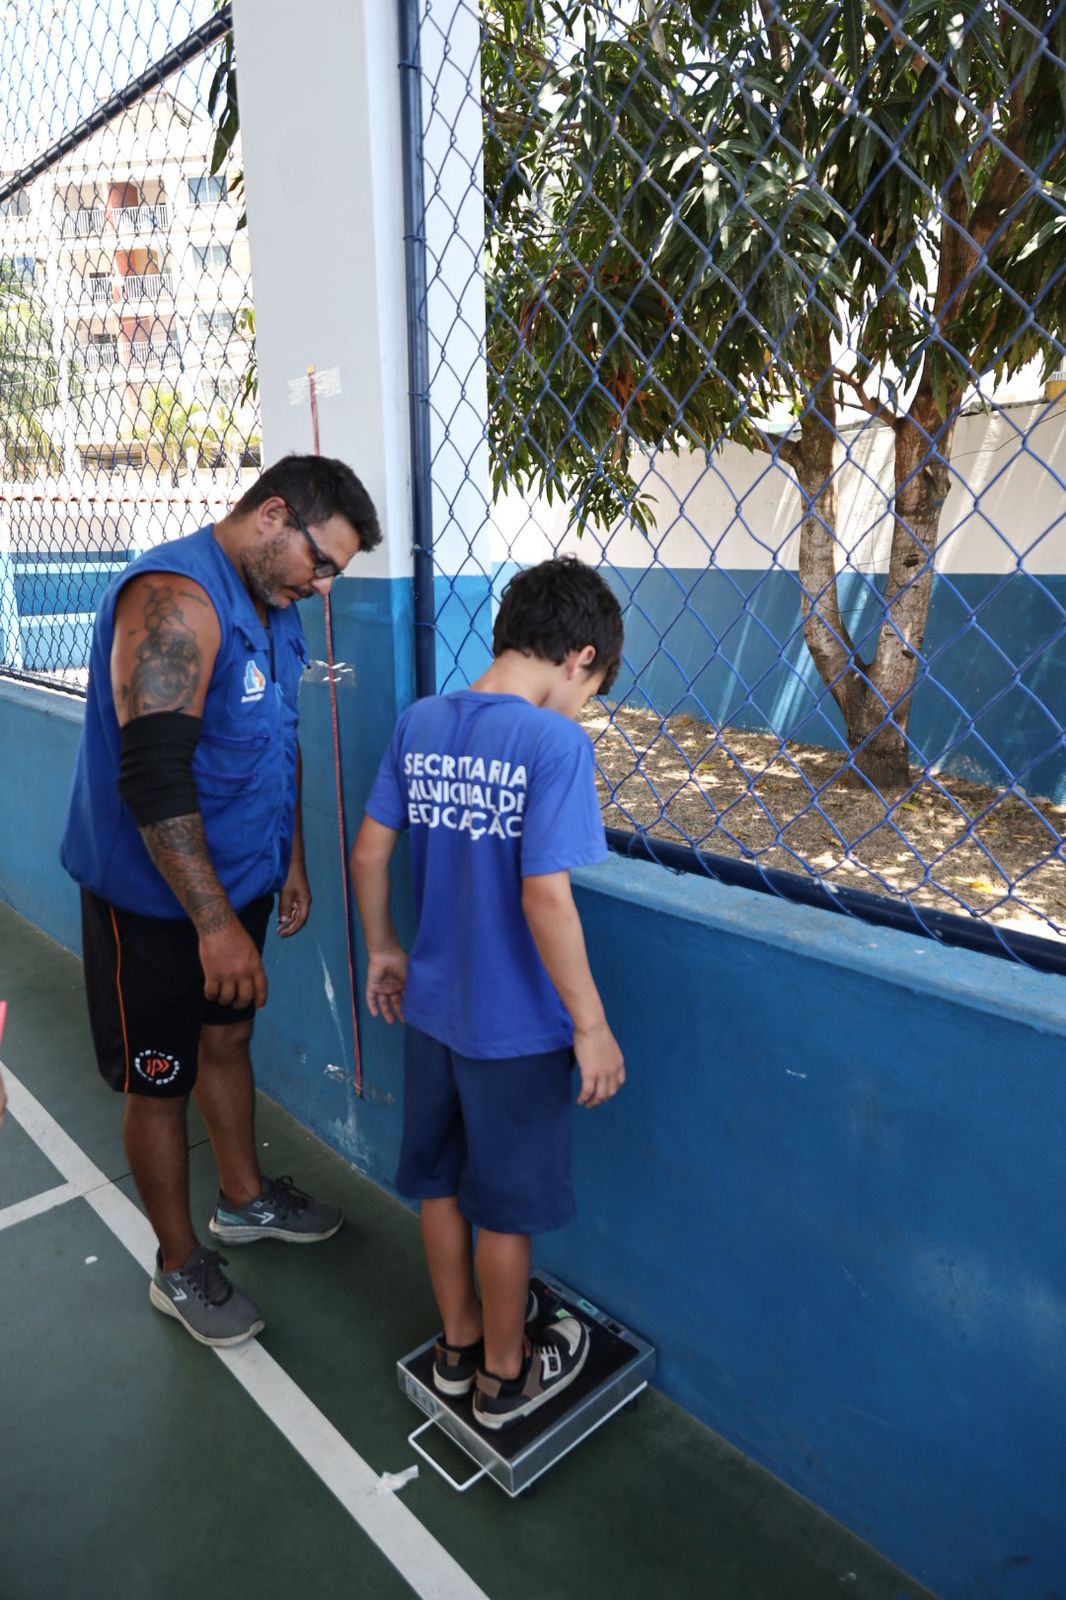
[0,262,61,477]
[130,382,219,485]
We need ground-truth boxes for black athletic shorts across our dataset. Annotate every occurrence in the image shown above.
[80,889,273,1097]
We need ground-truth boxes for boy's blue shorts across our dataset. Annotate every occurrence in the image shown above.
[397,1025,576,1234]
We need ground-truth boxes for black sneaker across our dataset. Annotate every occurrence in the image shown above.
[433,1336,482,1396]
[149,1246,265,1347]
[472,1315,590,1430]
[432,1287,542,1396]
[208,1176,343,1244]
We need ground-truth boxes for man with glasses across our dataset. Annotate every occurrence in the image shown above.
[61,455,381,1345]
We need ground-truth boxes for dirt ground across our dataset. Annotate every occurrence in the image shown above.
[582,705,1066,942]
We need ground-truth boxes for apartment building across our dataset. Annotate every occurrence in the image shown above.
[1,85,258,479]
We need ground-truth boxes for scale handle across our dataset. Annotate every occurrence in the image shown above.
[407,1419,487,1493]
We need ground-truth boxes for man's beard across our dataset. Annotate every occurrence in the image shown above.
[242,534,303,609]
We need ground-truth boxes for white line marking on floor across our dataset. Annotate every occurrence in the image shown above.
[0,1180,79,1233]
[2,1062,492,1600]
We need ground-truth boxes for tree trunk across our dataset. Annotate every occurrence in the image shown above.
[849,172,972,792]
[794,404,953,795]
[791,403,854,709]
[789,373,895,787]
[791,392,950,793]
[859,400,955,790]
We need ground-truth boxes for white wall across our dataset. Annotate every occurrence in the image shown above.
[416,0,492,583]
[490,401,1066,576]
[232,0,412,580]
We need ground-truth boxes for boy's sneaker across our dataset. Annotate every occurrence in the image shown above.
[432,1288,543,1397]
[472,1315,590,1430]
[208,1176,343,1244]
[434,1335,482,1396]
[148,1246,265,1347]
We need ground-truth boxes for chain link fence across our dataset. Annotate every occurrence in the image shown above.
[401,0,1066,964]
[0,0,257,690]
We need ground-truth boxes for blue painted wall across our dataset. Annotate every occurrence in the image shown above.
[0,550,134,672]
[0,679,85,951]
[9,554,1065,796]
[3,573,1066,1599]
[600,565,1066,802]
[434,565,1066,803]
[556,860,1066,1600]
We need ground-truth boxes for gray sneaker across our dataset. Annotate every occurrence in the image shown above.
[473,1315,591,1430]
[208,1175,343,1245]
[149,1246,265,1347]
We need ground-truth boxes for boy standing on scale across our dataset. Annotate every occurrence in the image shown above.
[351,556,626,1429]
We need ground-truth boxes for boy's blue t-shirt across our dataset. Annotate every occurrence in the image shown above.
[365,690,607,1060]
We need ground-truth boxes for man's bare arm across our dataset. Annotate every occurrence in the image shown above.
[112,574,231,932]
[113,574,217,721]
[140,814,236,936]
[111,575,264,1006]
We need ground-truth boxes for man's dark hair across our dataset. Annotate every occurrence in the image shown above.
[493,555,624,694]
[234,454,382,551]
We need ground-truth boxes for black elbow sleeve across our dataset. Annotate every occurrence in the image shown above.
[117,712,202,826]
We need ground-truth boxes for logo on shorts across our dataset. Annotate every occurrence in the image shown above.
[134,1049,181,1086]
[241,658,267,703]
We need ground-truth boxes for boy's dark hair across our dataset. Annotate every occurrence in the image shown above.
[493,555,624,694]
[235,454,382,551]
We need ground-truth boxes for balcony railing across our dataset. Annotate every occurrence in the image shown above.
[62,207,105,238]
[83,272,175,304]
[128,271,174,301]
[61,202,170,238]
[113,203,169,234]
[128,339,181,369]
[121,272,174,302]
[74,343,118,370]
[73,340,181,372]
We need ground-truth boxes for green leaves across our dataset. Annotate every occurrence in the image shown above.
[0,267,61,476]
[483,0,1065,531]
[205,19,244,222]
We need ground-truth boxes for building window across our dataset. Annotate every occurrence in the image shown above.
[201,375,241,406]
[194,310,236,338]
[79,444,145,471]
[0,191,30,217]
[187,175,228,205]
[1,254,35,282]
[193,243,231,272]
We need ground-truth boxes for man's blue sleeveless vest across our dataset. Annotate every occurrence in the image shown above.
[60,526,308,919]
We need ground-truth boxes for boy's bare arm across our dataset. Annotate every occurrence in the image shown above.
[522,871,625,1107]
[350,817,407,1023]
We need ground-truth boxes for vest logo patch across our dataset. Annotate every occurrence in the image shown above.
[241,659,267,703]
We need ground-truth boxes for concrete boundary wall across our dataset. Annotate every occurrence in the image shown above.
[1,662,1064,1600]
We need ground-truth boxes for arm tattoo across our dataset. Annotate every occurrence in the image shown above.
[121,582,208,716]
[141,813,235,935]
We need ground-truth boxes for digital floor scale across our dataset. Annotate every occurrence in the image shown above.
[397,1270,655,1497]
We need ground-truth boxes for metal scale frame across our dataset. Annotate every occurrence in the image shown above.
[397,1270,656,1497]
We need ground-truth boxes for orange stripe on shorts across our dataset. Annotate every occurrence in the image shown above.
[109,906,131,1093]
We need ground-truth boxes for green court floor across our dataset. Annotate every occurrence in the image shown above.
[0,900,940,1600]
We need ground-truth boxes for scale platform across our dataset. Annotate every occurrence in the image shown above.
[397,1270,655,1497]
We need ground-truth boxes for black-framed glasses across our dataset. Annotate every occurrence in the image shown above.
[283,501,341,580]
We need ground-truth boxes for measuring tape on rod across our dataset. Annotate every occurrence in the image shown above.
[289,364,363,1097]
